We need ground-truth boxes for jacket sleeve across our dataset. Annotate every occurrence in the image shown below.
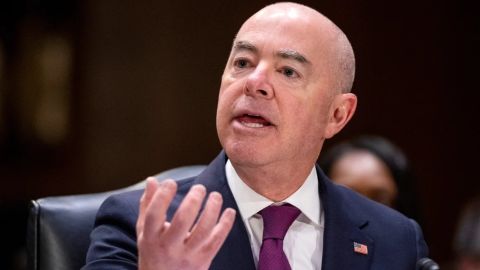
[82,193,140,270]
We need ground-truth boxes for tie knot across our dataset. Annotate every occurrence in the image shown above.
[259,204,301,240]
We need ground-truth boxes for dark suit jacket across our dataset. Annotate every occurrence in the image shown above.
[83,151,428,270]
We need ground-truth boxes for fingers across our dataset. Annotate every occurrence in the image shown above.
[172,189,236,258]
[202,208,236,257]
[137,178,159,235]
[186,191,223,249]
[164,184,206,243]
[136,180,236,270]
[142,179,178,242]
[183,191,237,256]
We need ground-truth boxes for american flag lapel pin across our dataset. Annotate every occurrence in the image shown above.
[353,242,368,255]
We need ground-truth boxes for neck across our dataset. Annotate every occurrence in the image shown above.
[232,159,315,202]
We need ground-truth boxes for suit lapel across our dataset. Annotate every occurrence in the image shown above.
[194,152,256,270]
[317,166,374,270]
[191,153,374,270]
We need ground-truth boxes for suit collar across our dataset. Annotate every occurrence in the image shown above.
[317,165,374,270]
[225,159,322,227]
[194,151,256,270]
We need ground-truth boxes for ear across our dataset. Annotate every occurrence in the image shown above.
[324,93,357,139]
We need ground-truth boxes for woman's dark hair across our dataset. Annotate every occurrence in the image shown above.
[320,135,421,221]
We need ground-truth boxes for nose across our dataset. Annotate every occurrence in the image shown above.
[244,65,274,99]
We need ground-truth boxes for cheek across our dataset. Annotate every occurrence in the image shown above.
[277,100,327,156]
[286,98,330,135]
[216,95,231,131]
[217,80,234,111]
[216,81,242,128]
[308,95,334,130]
[218,75,244,101]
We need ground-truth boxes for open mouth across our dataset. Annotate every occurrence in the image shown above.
[236,114,273,128]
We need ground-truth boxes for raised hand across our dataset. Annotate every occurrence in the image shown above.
[136,177,236,270]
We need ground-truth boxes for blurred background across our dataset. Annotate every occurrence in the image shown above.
[0,0,478,269]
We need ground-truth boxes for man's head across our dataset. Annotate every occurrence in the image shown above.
[216,2,357,171]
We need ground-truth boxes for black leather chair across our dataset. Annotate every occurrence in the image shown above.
[27,165,206,270]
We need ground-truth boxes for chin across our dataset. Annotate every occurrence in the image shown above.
[224,141,271,167]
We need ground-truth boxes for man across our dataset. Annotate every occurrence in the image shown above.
[83,2,428,269]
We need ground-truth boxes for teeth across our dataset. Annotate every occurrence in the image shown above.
[241,121,265,128]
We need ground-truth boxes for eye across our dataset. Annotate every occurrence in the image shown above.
[279,67,300,78]
[233,58,251,69]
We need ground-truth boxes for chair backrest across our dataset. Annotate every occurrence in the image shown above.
[27,165,206,270]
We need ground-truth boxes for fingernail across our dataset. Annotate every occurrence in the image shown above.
[146,177,156,183]
[191,184,206,195]
[145,177,156,190]
[163,179,176,190]
[225,208,236,217]
[209,192,222,203]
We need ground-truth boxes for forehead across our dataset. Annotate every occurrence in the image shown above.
[237,15,317,51]
[234,9,336,67]
[335,151,391,176]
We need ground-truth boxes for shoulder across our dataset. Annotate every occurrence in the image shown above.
[329,182,429,259]
[83,189,142,269]
[318,165,414,227]
[329,182,411,230]
[333,183,406,221]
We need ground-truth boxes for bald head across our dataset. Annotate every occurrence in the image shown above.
[238,2,355,93]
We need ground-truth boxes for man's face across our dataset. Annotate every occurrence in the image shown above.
[216,8,341,168]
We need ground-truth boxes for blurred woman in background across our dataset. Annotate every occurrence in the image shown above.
[320,135,421,222]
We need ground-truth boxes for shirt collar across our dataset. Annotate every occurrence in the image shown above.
[225,160,321,226]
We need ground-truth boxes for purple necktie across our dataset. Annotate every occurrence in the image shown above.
[257,204,301,270]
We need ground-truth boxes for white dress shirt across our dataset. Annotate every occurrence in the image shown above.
[225,160,324,269]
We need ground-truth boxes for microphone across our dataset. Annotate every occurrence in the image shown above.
[416,258,440,270]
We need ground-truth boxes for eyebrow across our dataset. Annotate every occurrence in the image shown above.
[232,40,311,66]
[276,49,311,65]
[232,40,258,53]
